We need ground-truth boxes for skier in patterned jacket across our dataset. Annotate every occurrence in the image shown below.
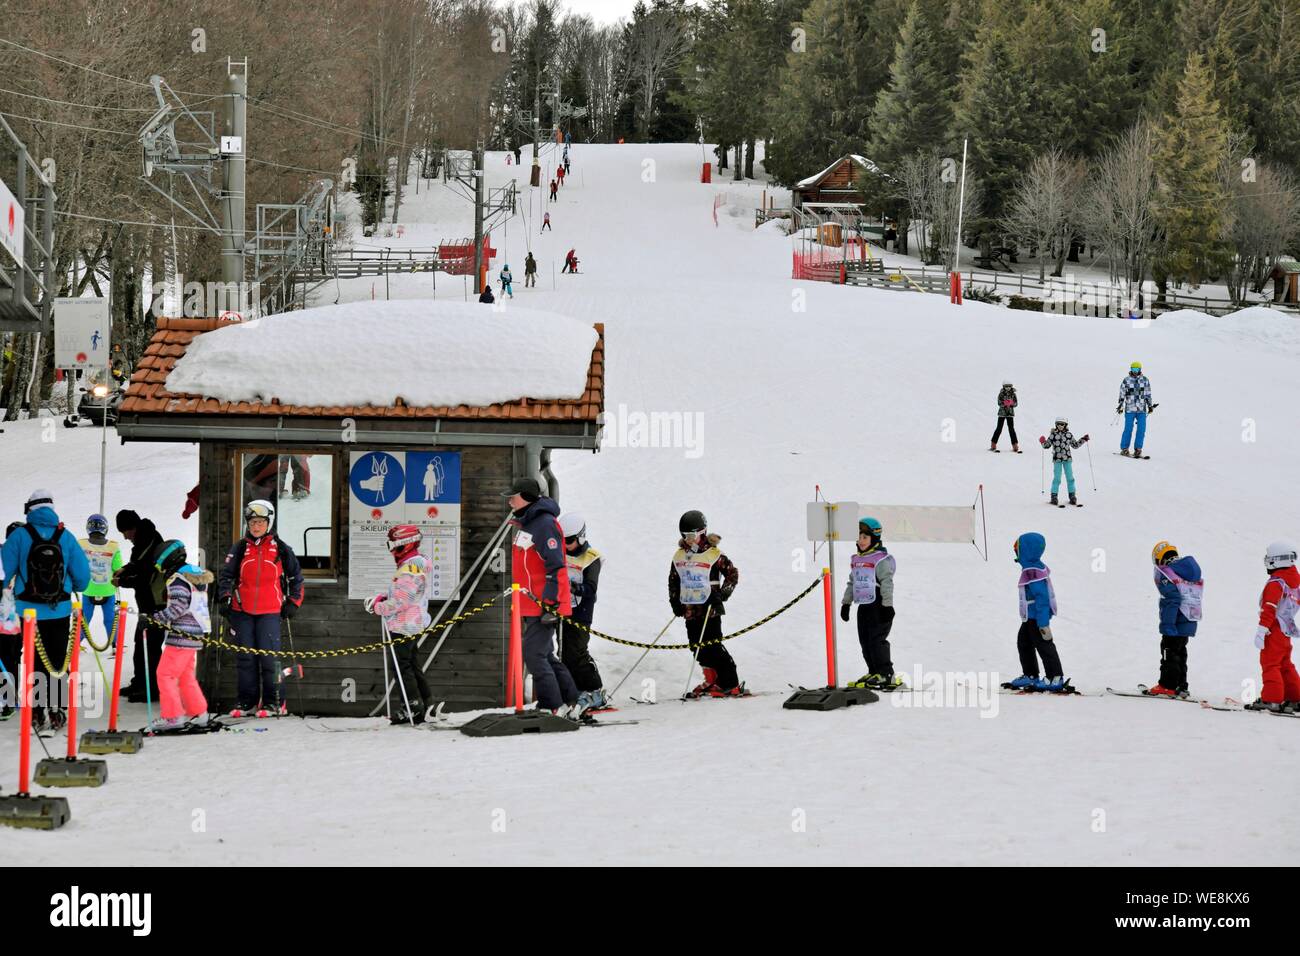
[839,516,900,689]
[1039,416,1090,506]
[1117,360,1153,457]
[366,524,432,724]
[989,381,1020,452]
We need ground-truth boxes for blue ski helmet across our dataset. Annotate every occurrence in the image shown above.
[87,513,110,537]
[859,516,883,538]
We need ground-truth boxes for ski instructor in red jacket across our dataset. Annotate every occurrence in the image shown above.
[506,477,579,714]
[217,499,304,715]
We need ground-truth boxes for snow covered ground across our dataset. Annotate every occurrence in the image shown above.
[3,143,1298,865]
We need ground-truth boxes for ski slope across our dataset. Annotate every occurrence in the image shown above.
[3,142,1297,865]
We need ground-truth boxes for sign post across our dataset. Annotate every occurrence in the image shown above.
[784,500,879,712]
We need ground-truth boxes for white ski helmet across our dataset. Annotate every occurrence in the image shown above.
[244,499,276,530]
[1265,541,1297,571]
[559,512,586,544]
[1054,415,1068,426]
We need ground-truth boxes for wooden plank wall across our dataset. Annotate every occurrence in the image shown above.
[197,442,513,715]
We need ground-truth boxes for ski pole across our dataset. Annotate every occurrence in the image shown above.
[283,618,303,716]
[608,616,676,701]
[384,621,415,727]
[681,604,714,701]
[1040,443,1045,495]
[379,618,392,721]
[1086,438,1097,491]
[141,619,156,733]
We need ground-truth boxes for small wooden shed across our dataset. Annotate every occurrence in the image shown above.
[792,154,883,210]
[117,315,605,715]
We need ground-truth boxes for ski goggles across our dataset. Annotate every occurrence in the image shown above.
[244,503,273,522]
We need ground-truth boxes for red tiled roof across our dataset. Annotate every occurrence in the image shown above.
[120,317,605,423]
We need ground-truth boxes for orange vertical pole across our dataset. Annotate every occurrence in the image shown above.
[510,584,524,711]
[822,568,836,688]
[107,602,128,732]
[17,610,35,794]
[66,602,83,759]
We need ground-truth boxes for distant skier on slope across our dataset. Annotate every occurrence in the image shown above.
[1247,541,1300,712]
[478,283,495,304]
[541,211,551,232]
[670,510,745,698]
[499,264,514,299]
[839,516,900,690]
[562,249,579,274]
[990,381,1020,452]
[1008,532,1069,692]
[1146,541,1202,698]
[1117,360,1154,458]
[1039,416,1089,507]
[549,179,558,201]
[524,252,537,286]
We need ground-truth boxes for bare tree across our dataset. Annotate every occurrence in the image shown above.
[628,5,689,140]
[1078,122,1159,304]
[893,148,981,267]
[1002,149,1087,282]
[573,21,630,141]
[1224,160,1300,303]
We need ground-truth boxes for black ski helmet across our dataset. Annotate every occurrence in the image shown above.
[154,539,189,579]
[679,510,707,535]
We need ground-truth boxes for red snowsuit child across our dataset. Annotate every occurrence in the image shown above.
[556,164,565,186]
[1256,561,1300,705]
[549,180,558,201]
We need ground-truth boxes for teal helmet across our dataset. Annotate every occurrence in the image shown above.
[859,516,882,538]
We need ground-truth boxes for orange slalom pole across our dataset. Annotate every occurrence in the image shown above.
[510,584,524,712]
[107,602,129,733]
[17,610,36,795]
[822,568,836,688]
[66,602,83,758]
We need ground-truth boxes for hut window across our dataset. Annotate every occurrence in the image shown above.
[238,451,336,572]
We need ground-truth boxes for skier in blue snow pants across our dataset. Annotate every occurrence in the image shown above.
[1117,360,1153,456]
[1039,416,1089,506]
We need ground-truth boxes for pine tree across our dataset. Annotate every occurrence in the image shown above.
[765,0,907,186]
[869,2,953,164]
[953,13,1037,242]
[1152,52,1236,285]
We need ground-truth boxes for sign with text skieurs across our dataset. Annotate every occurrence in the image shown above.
[347,451,462,601]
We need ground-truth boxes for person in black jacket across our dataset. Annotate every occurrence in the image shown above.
[112,509,165,701]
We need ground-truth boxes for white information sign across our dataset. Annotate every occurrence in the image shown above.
[347,450,462,601]
[0,175,24,267]
[53,297,111,369]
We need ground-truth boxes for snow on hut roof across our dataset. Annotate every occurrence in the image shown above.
[122,301,603,422]
[795,154,886,189]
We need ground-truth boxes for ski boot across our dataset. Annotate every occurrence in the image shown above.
[1134,447,1143,458]
[687,667,719,699]
[150,716,187,732]
[48,709,67,732]
[1012,443,1021,453]
[1009,674,1039,690]
[1049,493,1059,506]
[848,674,882,689]
[0,704,14,721]
[1039,676,1068,693]
[187,713,213,729]
[1120,448,1131,457]
[875,674,904,692]
[1144,684,1176,698]
[707,683,749,698]
[228,703,257,718]
[989,442,999,452]
[1068,493,1079,506]
[1245,699,1283,712]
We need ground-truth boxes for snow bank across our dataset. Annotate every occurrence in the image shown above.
[1158,303,1300,355]
[165,300,599,408]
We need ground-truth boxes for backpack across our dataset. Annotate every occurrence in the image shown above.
[19,523,69,607]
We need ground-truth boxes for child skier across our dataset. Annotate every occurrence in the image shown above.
[1248,541,1300,712]
[556,164,565,186]
[1039,416,1090,506]
[1147,541,1202,698]
[549,179,558,201]
[670,510,744,697]
[563,249,579,274]
[541,212,551,232]
[149,540,212,731]
[990,381,1020,452]
[1117,360,1154,457]
[839,516,900,690]
[365,524,433,724]
[1009,532,1069,692]
[559,512,607,712]
[499,264,514,299]
[78,514,123,654]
